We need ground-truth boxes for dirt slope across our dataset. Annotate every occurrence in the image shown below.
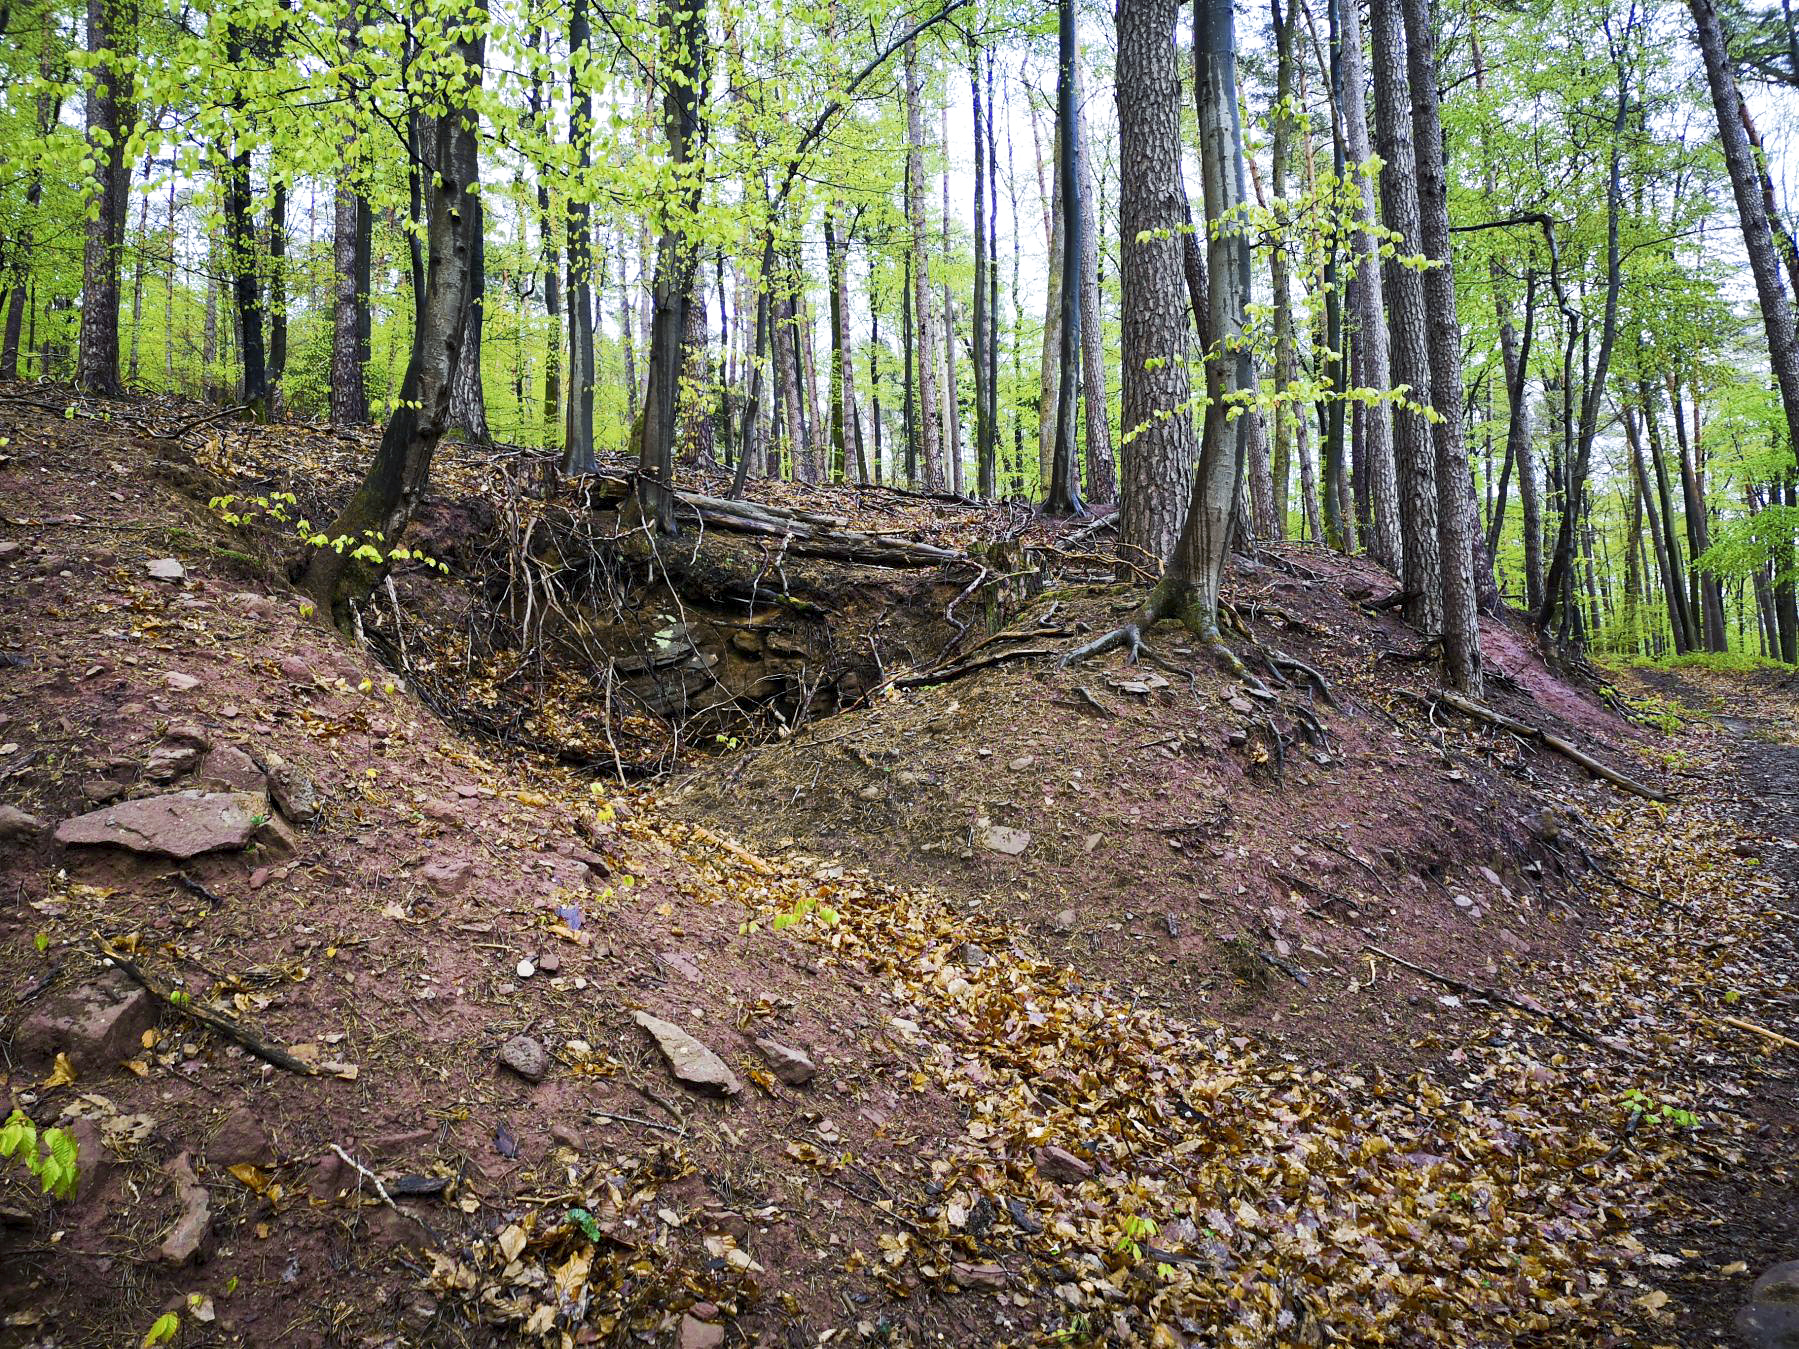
[0,385,1794,1348]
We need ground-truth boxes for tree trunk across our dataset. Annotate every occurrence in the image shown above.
[76,0,131,398]
[905,42,945,490]
[267,179,287,417]
[222,137,267,418]
[331,180,370,425]
[635,0,710,529]
[1340,0,1401,570]
[563,0,598,475]
[1116,0,1198,573]
[1045,0,1085,516]
[1268,0,1299,540]
[1076,69,1115,504]
[1400,0,1481,690]
[128,153,150,385]
[301,6,485,624]
[449,190,490,443]
[1369,0,1442,637]
[971,47,993,498]
[1691,0,1799,474]
[1035,105,1061,490]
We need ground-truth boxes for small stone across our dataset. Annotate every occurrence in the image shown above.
[981,825,1031,856]
[145,558,186,582]
[497,1035,547,1084]
[81,777,124,804]
[278,655,313,683]
[1453,894,1474,909]
[144,743,203,782]
[165,671,201,691]
[1741,1260,1799,1349]
[1478,865,1503,887]
[0,540,17,556]
[549,1122,585,1152]
[210,1105,275,1167]
[636,1012,742,1095]
[14,971,155,1071]
[421,857,473,895]
[753,1037,817,1086]
[516,958,536,979]
[197,745,266,794]
[536,952,561,975]
[954,942,989,969]
[159,1152,211,1265]
[676,1313,725,1349]
[950,1261,1010,1290]
[1050,909,1077,934]
[1033,1145,1093,1184]
[264,753,319,824]
[1008,755,1036,771]
[0,804,48,842]
[857,784,883,801]
[1228,696,1256,715]
[1227,729,1248,747]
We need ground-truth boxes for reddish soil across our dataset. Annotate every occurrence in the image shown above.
[1,385,1793,1348]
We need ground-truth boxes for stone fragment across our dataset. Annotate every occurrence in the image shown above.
[753,1037,817,1086]
[165,671,200,691]
[55,790,263,859]
[1033,1145,1093,1184]
[676,1314,725,1349]
[1050,909,1077,934]
[209,1106,275,1167]
[13,970,154,1071]
[263,753,319,823]
[197,745,266,794]
[497,1035,547,1084]
[143,743,203,782]
[950,1262,1010,1290]
[420,857,473,895]
[80,778,124,804]
[1740,1260,1799,1349]
[0,804,48,842]
[159,1152,211,1264]
[635,1012,741,1096]
[981,825,1031,856]
[145,558,186,582]
[278,655,313,683]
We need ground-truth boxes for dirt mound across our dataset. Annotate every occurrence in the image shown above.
[2,386,1794,1347]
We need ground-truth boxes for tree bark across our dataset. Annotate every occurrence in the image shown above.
[1340,0,1401,569]
[563,0,598,475]
[905,41,945,490]
[76,0,131,398]
[1369,0,1442,637]
[1116,0,1199,574]
[1076,70,1115,504]
[1400,0,1481,690]
[971,46,994,498]
[1045,0,1085,516]
[449,190,490,443]
[301,5,485,625]
[1691,0,1799,473]
[330,180,370,425]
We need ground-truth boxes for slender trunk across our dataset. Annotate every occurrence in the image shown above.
[563,0,598,475]
[1036,112,1063,491]
[331,180,370,425]
[1046,0,1085,515]
[77,0,131,398]
[905,42,944,490]
[128,153,150,384]
[302,5,485,623]
[1341,0,1401,569]
[449,190,490,442]
[1268,0,1298,539]
[267,179,287,417]
[971,46,994,497]
[1076,70,1115,504]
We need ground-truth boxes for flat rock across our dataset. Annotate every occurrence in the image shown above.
[165,671,201,691]
[1741,1260,1799,1349]
[1033,1145,1093,1184]
[981,825,1031,856]
[197,745,266,794]
[635,1012,741,1096]
[0,804,48,842]
[55,790,264,859]
[498,1035,547,1084]
[677,1314,725,1349]
[145,558,186,582]
[209,1105,275,1167]
[1050,909,1077,934]
[421,856,473,895]
[278,655,313,683]
[950,1261,1010,1289]
[14,970,154,1072]
[754,1037,817,1086]
[159,1152,211,1265]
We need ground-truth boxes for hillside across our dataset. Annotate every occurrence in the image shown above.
[1,386,1796,1347]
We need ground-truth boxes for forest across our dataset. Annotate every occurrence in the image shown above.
[0,0,1797,1342]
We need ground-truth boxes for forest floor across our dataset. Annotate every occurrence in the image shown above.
[0,383,1794,1349]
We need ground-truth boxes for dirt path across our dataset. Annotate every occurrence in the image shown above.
[1616,666,1799,1345]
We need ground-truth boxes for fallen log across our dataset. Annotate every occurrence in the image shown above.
[583,471,971,569]
[1434,689,1668,802]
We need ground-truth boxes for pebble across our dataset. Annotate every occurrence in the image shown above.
[497,1035,548,1084]
[145,558,186,582]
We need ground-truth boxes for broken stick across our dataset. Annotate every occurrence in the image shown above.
[1434,690,1668,802]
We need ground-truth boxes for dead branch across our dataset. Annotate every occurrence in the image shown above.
[98,939,322,1076]
[892,646,1055,688]
[1434,690,1667,801]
